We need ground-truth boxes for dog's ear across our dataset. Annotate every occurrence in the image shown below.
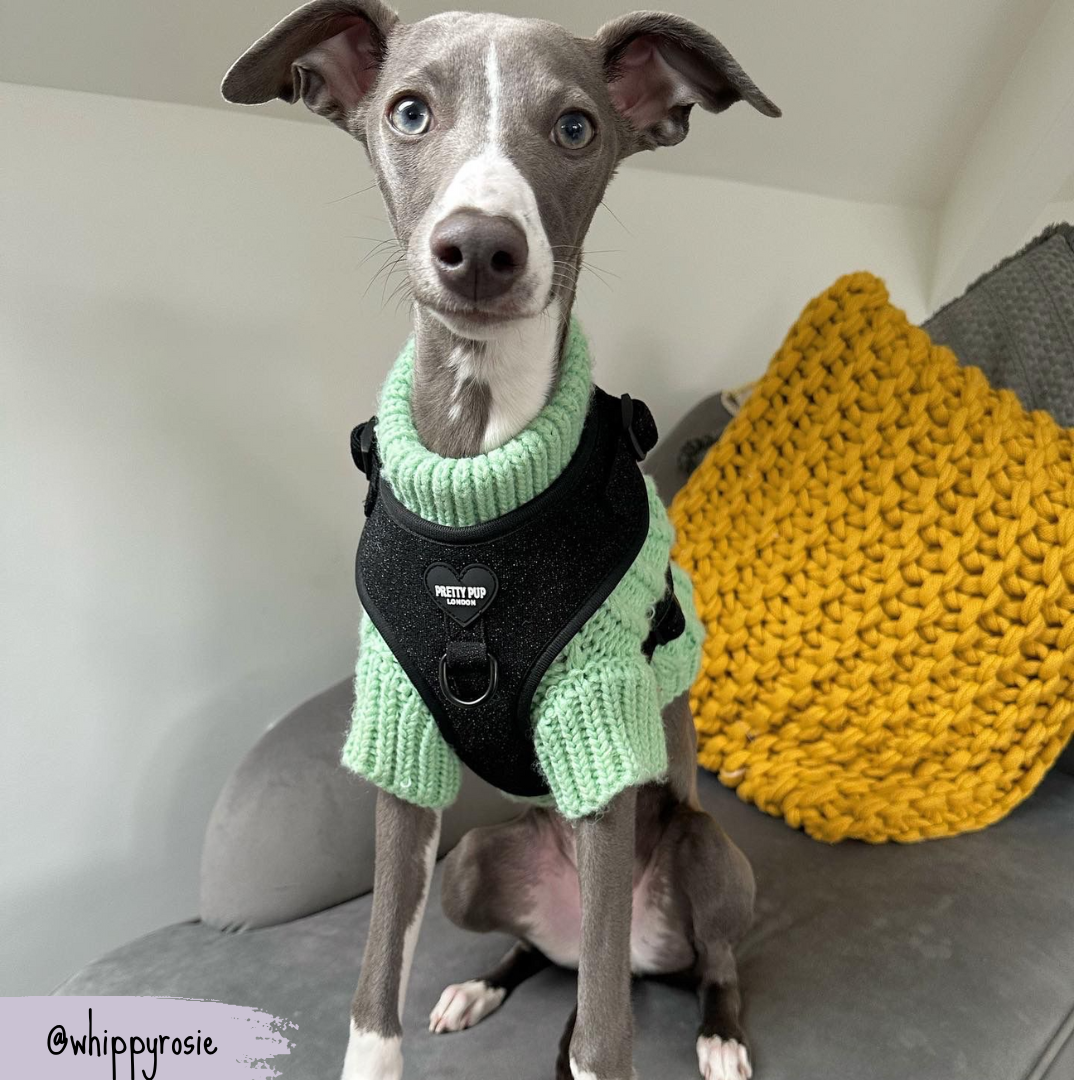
[221,0,400,133]
[593,12,779,154]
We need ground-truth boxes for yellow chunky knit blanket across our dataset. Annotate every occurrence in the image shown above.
[672,273,1073,843]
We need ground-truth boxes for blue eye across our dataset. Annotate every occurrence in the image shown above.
[389,97,431,135]
[553,111,595,149]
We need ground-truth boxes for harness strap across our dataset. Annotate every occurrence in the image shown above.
[352,400,682,671]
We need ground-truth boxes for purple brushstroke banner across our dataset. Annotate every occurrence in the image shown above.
[0,997,295,1078]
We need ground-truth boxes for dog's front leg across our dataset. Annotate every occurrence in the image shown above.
[342,789,441,1080]
[569,786,636,1080]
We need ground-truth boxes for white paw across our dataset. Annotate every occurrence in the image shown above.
[697,1035,751,1080]
[569,1058,636,1080]
[341,1023,402,1080]
[428,979,507,1033]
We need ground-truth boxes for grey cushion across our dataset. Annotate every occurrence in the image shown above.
[647,393,735,506]
[922,223,1074,775]
[923,223,1074,428]
[62,768,1072,1080]
[200,679,518,931]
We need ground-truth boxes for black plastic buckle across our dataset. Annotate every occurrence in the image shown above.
[350,418,377,479]
[438,652,498,707]
[642,568,686,660]
[619,393,659,462]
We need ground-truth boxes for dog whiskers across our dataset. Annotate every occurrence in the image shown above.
[327,180,381,204]
[600,198,632,234]
[362,249,408,302]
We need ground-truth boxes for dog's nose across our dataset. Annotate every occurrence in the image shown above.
[430,211,528,302]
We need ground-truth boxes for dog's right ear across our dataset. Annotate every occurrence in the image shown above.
[221,0,399,133]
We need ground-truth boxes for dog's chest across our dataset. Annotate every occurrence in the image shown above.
[524,845,695,976]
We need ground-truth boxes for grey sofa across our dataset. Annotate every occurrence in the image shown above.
[56,673,1073,1080]
[57,231,1074,1078]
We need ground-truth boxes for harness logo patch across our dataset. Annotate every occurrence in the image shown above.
[424,563,499,626]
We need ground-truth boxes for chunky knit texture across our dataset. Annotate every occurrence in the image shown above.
[672,273,1074,843]
[343,321,705,818]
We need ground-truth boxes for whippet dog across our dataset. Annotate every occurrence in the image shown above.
[222,4,779,1077]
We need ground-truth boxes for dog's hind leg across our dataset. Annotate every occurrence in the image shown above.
[342,790,441,1080]
[429,940,552,1033]
[695,943,751,1080]
[680,812,756,1080]
[555,1006,577,1080]
[434,809,558,1032]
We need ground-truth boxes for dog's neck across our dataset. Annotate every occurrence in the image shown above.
[410,304,569,458]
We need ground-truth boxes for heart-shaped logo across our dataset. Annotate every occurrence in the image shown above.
[424,563,499,626]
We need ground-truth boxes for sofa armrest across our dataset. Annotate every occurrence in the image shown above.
[199,678,517,931]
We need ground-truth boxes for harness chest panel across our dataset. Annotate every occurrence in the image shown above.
[353,388,654,797]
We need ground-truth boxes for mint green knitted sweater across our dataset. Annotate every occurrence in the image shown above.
[342,320,704,819]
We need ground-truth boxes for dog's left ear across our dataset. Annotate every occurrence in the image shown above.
[593,12,780,154]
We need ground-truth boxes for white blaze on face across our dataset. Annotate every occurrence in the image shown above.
[425,41,554,313]
[424,40,560,451]
[484,39,501,147]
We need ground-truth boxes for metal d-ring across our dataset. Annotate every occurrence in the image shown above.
[438,652,498,707]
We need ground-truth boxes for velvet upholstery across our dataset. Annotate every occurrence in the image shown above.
[60,763,1073,1079]
[199,678,517,931]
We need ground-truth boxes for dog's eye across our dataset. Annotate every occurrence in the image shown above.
[389,97,432,136]
[552,111,595,149]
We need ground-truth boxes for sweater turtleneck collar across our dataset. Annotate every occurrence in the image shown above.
[373,319,593,527]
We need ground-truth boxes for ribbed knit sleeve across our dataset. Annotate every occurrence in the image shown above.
[343,615,461,808]
[531,479,705,818]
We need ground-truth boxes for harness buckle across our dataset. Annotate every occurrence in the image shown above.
[620,393,657,462]
[350,418,377,479]
[439,651,498,707]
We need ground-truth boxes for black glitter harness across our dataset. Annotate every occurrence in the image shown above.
[350,388,686,797]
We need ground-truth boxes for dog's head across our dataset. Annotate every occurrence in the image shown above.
[222,2,779,340]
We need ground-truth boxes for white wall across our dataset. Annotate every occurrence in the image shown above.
[1029,195,1074,238]
[583,171,932,435]
[930,0,1073,308]
[0,80,933,995]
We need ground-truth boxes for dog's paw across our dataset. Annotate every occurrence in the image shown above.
[341,1023,402,1080]
[696,1035,751,1080]
[429,980,506,1033]
[568,1059,637,1080]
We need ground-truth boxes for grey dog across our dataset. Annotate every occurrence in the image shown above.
[221,4,778,1078]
